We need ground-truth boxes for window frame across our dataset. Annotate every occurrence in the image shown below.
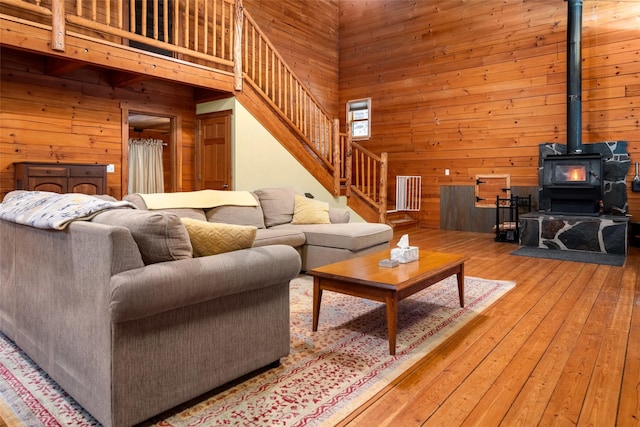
[346,98,371,141]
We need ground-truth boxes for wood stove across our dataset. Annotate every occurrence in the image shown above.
[539,0,605,216]
[522,0,629,256]
[540,153,603,215]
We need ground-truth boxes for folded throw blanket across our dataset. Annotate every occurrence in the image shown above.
[138,190,258,209]
[0,191,136,230]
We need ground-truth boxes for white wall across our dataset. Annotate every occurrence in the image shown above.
[197,98,364,221]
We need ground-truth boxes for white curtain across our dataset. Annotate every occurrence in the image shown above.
[128,138,165,194]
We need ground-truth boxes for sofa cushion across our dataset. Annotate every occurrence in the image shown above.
[291,195,330,224]
[272,222,393,251]
[252,228,306,248]
[123,193,207,221]
[92,209,193,264]
[181,218,257,256]
[205,192,265,229]
[254,187,299,227]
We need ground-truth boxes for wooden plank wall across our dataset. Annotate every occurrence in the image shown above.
[0,49,197,199]
[243,0,340,118]
[339,0,639,228]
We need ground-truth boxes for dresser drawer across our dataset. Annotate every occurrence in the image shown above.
[69,166,106,177]
[26,166,68,177]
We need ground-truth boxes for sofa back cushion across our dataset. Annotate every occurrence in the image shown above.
[254,187,299,227]
[123,193,207,221]
[92,209,192,264]
[205,192,265,229]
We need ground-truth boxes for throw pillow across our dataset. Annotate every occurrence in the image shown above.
[181,218,257,257]
[291,194,331,224]
[254,187,299,227]
[92,209,193,265]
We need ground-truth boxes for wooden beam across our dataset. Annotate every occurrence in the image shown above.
[0,18,236,93]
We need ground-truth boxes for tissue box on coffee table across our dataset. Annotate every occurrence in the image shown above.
[390,246,419,263]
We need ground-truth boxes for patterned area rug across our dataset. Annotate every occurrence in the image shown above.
[0,275,515,426]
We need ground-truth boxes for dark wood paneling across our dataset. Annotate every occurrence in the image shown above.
[339,0,639,227]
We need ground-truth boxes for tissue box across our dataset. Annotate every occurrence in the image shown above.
[390,246,419,263]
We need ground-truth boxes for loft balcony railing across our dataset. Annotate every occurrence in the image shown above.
[1,0,389,223]
[1,0,236,73]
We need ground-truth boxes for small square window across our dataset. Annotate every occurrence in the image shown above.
[347,98,371,140]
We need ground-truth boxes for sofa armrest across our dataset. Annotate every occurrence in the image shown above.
[109,245,301,322]
[329,207,350,223]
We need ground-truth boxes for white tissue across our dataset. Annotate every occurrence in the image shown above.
[397,234,409,248]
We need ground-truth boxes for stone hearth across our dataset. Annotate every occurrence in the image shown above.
[520,212,629,256]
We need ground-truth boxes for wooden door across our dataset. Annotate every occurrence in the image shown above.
[196,111,232,190]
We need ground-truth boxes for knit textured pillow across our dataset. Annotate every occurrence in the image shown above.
[180,218,257,257]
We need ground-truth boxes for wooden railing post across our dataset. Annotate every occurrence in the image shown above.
[345,123,352,198]
[379,152,388,223]
[51,0,65,51]
[234,0,244,91]
[332,118,341,196]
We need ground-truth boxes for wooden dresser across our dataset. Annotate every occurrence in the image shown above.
[14,162,107,195]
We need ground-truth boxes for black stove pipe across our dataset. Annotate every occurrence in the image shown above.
[567,0,583,154]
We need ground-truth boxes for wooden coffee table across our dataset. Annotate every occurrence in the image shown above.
[308,250,467,355]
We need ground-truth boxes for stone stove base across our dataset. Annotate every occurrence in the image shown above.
[519,212,629,256]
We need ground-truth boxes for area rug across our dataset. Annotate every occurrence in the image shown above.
[511,246,625,266]
[0,274,515,427]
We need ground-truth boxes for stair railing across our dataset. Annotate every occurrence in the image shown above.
[346,135,388,223]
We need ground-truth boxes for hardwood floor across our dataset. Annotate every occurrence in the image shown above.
[338,228,640,426]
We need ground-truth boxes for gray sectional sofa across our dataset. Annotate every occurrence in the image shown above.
[0,191,301,427]
[124,187,393,271]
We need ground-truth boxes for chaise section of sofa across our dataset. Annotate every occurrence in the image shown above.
[273,222,393,270]
[0,192,301,427]
[253,187,393,270]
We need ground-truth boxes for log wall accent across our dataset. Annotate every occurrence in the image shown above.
[339,0,639,228]
[243,0,340,118]
[0,49,197,199]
